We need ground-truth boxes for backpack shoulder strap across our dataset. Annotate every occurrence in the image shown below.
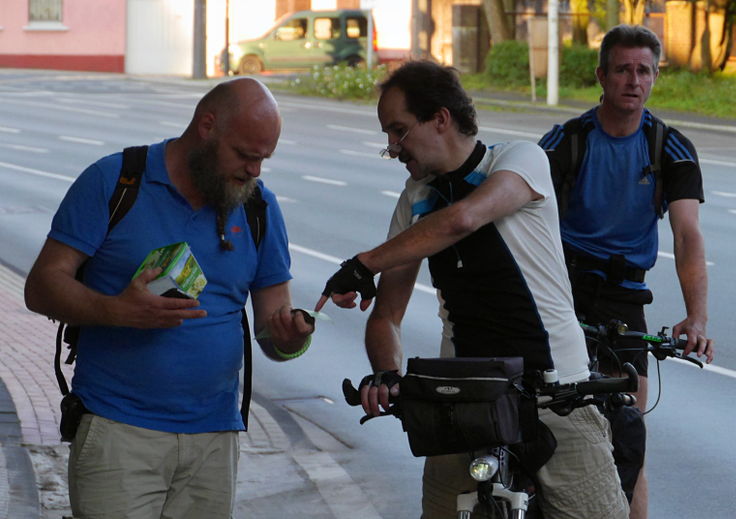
[55,145,149,395]
[240,183,268,427]
[556,116,593,219]
[108,145,148,231]
[642,114,667,219]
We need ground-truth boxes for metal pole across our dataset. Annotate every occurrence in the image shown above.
[192,0,207,79]
[366,10,374,69]
[547,0,559,106]
[223,0,230,75]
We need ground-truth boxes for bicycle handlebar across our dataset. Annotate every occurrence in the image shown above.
[580,321,703,368]
[342,361,639,421]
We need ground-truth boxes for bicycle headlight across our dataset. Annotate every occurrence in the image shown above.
[469,455,499,482]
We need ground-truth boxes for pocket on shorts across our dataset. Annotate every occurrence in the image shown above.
[72,414,107,470]
[568,406,610,445]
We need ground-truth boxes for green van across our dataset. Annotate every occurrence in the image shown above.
[222,9,376,75]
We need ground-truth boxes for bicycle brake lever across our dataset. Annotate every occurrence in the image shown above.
[678,353,704,369]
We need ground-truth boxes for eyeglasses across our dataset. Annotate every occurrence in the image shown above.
[379,124,416,159]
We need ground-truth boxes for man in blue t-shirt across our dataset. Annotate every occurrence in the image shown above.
[25,78,315,518]
[539,25,713,519]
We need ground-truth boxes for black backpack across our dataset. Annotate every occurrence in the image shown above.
[542,114,667,220]
[54,145,266,426]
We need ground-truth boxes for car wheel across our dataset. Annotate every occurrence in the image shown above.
[346,55,364,68]
[239,56,263,75]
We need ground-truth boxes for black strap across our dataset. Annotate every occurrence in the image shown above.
[564,247,646,284]
[54,146,149,395]
[239,185,267,428]
[650,120,666,219]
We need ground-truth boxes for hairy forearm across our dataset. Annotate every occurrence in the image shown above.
[674,233,709,322]
[25,268,113,326]
[365,314,404,373]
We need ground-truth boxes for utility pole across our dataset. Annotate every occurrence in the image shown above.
[547,0,559,106]
[223,0,230,75]
[193,0,207,79]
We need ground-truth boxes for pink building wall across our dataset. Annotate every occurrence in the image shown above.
[0,0,126,72]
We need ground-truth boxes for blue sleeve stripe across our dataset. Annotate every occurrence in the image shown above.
[464,170,486,186]
[412,194,438,217]
[665,133,695,162]
[539,125,564,149]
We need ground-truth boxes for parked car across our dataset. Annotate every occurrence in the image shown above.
[221,9,377,75]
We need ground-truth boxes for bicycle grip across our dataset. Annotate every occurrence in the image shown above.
[576,362,639,395]
[342,378,362,407]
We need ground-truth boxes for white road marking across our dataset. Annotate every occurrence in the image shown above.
[339,149,378,159]
[658,250,714,266]
[381,190,400,198]
[0,161,72,182]
[8,99,119,118]
[302,175,346,186]
[478,126,541,139]
[712,190,736,198]
[288,243,434,294]
[701,158,735,168]
[279,100,373,117]
[729,209,736,215]
[327,124,376,135]
[362,141,385,148]
[279,138,296,145]
[0,127,20,134]
[160,121,184,128]
[0,143,48,153]
[56,97,129,109]
[672,357,736,379]
[59,135,105,146]
[292,451,383,519]
[276,195,296,203]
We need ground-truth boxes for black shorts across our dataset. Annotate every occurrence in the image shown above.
[571,272,653,377]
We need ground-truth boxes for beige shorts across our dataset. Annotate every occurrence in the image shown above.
[68,414,239,519]
[421,406,629,519]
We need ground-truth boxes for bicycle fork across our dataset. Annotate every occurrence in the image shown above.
[456,484,530,519]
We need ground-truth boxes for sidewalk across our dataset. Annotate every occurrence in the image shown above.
[0,263,373,519]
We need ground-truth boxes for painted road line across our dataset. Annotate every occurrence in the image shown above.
[0,143,47,153]
[478,126,541,139]
[59,136,105,146]
[712,191,736,198]
[701,158,735,168]
[0,161,72,182]
[327,124,376,135]
[658,250,714,266]
[381,190,400,198]
[339,149,378,159]
[0,127,20,134]
[288,243,434,295]
[302,175,347,186]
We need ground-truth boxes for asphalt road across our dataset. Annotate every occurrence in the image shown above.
[1,69,734,517]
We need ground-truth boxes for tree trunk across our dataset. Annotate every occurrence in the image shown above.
[689,0,732,71]
[570,0,590,45]
[482,0,515,44]
[622,0,646,24]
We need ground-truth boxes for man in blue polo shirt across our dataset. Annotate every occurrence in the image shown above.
[24,78,314,518]
[538,25,713,519]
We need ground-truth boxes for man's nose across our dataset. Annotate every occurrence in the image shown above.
[245,162,261,178]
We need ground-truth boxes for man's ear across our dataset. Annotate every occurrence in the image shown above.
[197,112,216,139]
[434,106,452,133]
[595,66,606,86]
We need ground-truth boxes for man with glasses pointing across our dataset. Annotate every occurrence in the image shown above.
[316,60,628,518]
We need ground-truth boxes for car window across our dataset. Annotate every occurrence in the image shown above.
[345,17,367,39]
[314,17,340,40]
[275,18,307,41]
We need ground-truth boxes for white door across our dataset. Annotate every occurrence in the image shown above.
[126,0,194,75]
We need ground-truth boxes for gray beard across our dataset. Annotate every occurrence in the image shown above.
[187,140,256,214]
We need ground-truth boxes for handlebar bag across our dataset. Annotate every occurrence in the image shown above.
[400,356,524,457]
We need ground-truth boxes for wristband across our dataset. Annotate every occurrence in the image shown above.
[273,335,312,360]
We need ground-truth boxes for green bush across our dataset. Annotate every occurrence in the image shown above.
[287,63,388,100]
[484,40,530,87]
[560,45,599,88]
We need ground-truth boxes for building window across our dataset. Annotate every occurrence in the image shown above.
[29,0,62,23]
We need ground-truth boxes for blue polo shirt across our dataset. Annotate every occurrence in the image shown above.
[49,139,292,433]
